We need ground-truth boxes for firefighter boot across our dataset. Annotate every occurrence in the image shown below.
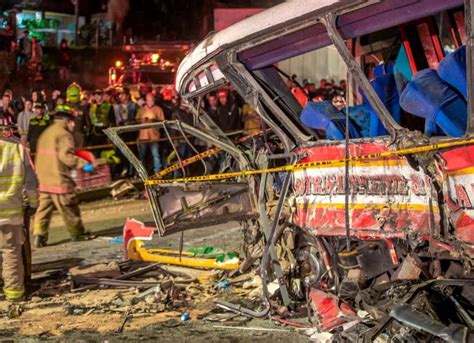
[33,235,47,248]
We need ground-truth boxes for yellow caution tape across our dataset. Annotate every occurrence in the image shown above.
[151,147,221,179]
[145,137,474,185]
[148,128,272,180]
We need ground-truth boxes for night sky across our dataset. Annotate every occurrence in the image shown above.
[2,0,283,41]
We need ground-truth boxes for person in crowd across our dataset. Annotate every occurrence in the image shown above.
[56,96,66,106]
[17,30,31,67]
[331,94,346,111]
[115,88,137,126]
[216,89,242,132]
[314,79,327,97]
[49,90,61,110]
[241,103,262,135]
[3,89,23,114]
[40,89,49,110]
[17,99,34,144]
[170,96,194,178]
[26,103,51,154]
[0,94,15,125]
[304,82,317,99]
[206,92,220,124]
[338,79,347,96]
[136,88,146,107]
[66,82,89,148]
[88,89,115,154]
[136,92,164,174]
[58,39,72,83]
[31,90,43,108]
[80,90,93,119]
[114,88,138,176]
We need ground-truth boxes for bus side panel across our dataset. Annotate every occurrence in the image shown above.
[441,146,474,245]
[292,140,440,239]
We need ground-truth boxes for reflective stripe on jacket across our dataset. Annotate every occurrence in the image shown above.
[0,137,38,225]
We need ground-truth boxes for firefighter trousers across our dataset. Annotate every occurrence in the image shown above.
[0,225,25,300]
[33,192,85,239]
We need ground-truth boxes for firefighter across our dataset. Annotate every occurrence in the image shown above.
[88,89,116,156]
[66,82,90,148]
[0,123,38,301]
[32,107,95,248]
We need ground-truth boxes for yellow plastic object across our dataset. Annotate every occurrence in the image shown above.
[147,248,194,256]
[127,239,239,271]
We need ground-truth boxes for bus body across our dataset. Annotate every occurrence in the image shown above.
[108,1,474,340]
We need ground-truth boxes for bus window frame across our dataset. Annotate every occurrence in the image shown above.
[321,13,403,138]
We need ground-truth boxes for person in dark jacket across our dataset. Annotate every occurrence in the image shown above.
[206,92,220,124]
[27,103,51,154]
[216,89,242,132]
[0,94,15,125]
[170,96,194,178]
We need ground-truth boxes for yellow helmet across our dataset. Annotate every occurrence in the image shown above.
[66,82,82,104]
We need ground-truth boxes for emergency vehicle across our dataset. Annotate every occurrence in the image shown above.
[108,41,192,98]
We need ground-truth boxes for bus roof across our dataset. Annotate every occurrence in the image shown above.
[176,0,464,92]
[175,0,358,90]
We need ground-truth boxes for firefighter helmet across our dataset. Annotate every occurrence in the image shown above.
[66,82,82,104]
[55,104,77,120]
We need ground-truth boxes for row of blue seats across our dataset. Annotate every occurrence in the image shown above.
[301,45,468,139]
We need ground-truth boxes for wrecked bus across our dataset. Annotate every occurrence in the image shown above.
[106,0,474,340]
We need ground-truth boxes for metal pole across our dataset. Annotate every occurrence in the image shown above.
[344,70,351,252]
[321,13,402,139]
[466,0,474,133]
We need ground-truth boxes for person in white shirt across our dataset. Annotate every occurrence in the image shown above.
[16,99,35,144]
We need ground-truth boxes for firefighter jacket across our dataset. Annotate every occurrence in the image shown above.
[35,119,87,194]
[89,102,115,134]
[0,136,38,226]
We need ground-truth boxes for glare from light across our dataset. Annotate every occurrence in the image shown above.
[151,53,160,63]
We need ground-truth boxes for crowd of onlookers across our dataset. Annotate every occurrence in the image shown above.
[302,78,346,100]
[288,78,347,104]
[0,83,263,180]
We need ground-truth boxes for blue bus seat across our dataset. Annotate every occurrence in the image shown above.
[438,45,466,99]
[361,64,401,136]
[399,69,467,137]
[300,101,362,140]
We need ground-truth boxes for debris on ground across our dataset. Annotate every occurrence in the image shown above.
[110,180,139,200]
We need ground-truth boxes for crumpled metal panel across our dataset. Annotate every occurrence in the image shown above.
[157,182,255,234]
[440,145,474,245]
[291,138,440,239]
[309,288,357,331]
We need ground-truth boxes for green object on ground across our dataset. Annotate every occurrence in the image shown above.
[186,245,238,261]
